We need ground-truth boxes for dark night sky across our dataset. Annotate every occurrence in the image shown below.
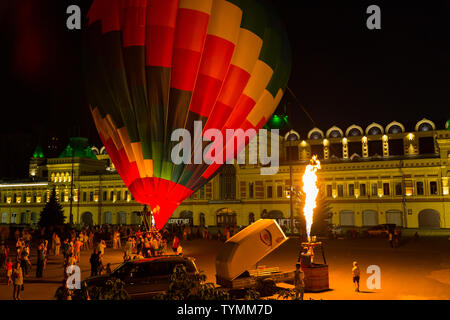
[0,0,449,178]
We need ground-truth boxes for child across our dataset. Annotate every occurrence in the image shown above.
[352,261,360,292]
[6,259,13,286]
[294,263,305,300]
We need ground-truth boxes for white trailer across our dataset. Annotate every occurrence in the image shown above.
[215,219,295,289]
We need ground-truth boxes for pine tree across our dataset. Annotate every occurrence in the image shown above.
[294,187,333,238]
[39,187,66,228]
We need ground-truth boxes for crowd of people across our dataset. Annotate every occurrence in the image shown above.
[0,222,245,300]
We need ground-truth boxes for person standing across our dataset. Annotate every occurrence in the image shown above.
[394,228,400,248]
[12,261,23,300]
[97,240,106,256]
[89,250,99,277]
[51,232,57,255]
[36,242,45,278]
[294,263,305,300]
[62,238,70,262]
[0,241,8,270]
[388,232,394,248]
[54,234,61,256]
[74,238,83,263]
[6,259,13,286]
[172,235,180,253]
[352,261,361,292]
[125,237,133,258]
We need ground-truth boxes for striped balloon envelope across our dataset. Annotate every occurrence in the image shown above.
[85,0,292,229]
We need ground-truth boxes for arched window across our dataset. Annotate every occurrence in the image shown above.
[348,128,362,136]
[310,131,322,139]
[81,212,93,226]
[329,130,342,138]
[388,125,402,134]
[368,127,382,135]
[199,213,206,226]
[219,165,236,200]
[216,208,237,228]
[418,123,433,132]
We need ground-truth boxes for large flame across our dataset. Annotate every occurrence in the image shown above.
[302,156,321,241]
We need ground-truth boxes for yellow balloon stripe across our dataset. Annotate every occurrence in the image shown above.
[207,0,242,44]
[230,29,263,75]
[179,0,213,14]
[248,88,284,127]
[242,60,274,102]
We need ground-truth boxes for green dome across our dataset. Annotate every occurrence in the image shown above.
[446,120,450,130]
[32,145,44,158]
[59,137,97,159]
[264,114,289,130]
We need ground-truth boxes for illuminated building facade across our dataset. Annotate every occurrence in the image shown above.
[0,119,449,230]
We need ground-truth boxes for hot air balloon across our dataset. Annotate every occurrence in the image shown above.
[84,0,292,229]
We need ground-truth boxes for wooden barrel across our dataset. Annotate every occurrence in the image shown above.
[303,264,329,292]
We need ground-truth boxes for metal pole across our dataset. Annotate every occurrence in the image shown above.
[69,148,74,225]
[289,164,294,234]
[400,160,408,228]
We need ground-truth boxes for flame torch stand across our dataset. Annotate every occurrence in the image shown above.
[299,241,329,292]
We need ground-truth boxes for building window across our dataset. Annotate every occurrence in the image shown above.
[395,183,403,196]
[337,185,344,197]
[348,184,355,197]
[360,184,366,196]
[89,192,94,202]
[383,183,390,196]
[249,183,254,199]
[199,186,205,199]
[416,181,424,195]
[276,185,283,198]
[61,192,65,202]
[110,191,114,201]
[117,191,121,201]
[326,185,333,197]
[103,191,107,201]
[219,165,236,200]
[82,192,87,202]
[429,181,438,195]
[371,183,377,196]
[267,186,273,199]
[125,191,129,201]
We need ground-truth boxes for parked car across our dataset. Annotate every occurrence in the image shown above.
[366,224,396,238]
[83,255,199,299]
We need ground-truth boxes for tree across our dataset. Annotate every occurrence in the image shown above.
[39,187,66,228]
[293,187,333,238]
[310,189,333,236]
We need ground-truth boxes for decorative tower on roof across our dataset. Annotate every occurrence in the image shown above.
[58,137,97,160]
[29,145,46,180]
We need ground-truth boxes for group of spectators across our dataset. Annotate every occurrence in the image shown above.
[0,230,49,299]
